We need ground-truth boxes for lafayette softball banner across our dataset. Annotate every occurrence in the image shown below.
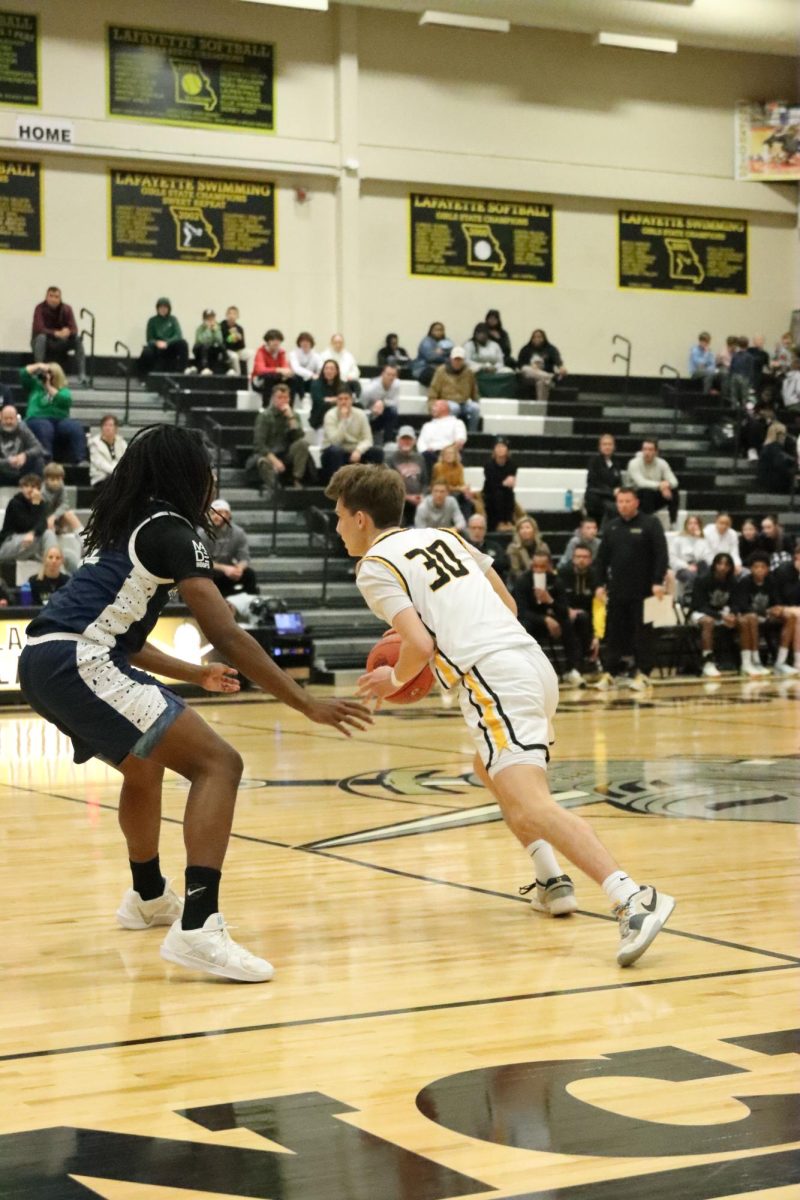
[0,10,38,106]
[618,210,748,296]
[107,25,275,133]
[410,192,553,283]
[735,101,800,182]
[109,169,276,268]
[0,158,40,252]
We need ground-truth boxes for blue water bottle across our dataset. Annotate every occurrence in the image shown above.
[564,488,574,512]
[19,578,32,605]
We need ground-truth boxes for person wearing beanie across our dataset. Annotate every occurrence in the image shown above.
[138,298,189,377]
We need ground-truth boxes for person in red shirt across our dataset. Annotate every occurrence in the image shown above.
[251,329,292,395]
[31,286,86,382]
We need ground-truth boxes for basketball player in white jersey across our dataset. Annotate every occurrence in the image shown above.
[326,465,675,966]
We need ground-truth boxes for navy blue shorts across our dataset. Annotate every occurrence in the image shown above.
[19,638,186,766]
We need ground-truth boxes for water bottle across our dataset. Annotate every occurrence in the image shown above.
[564,488,574,512]
[19,579,32,605]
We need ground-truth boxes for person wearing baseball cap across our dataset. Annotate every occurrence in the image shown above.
[191,308,227,377]
[386,425,428,526]
[200,498,258,598]
[427,344,481,431]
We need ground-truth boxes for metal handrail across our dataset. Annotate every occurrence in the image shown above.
[660,365,681,433]
[79,307,95,387]
[612,334,631,398]
[113,340,132,424]
[306,507,332,606]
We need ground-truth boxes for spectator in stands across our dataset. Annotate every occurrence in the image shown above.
[251,328,292,394]
[594,487,668,689]
[31,286,86,383]
[220,305,254,377]
[669,514,709,592]
[323,334,361,395]
[507,515,548,581]
[715,335,738,404]
[740,395,775,461]
[774,543,800,666]
[482,437,518,531]
[730,336,754,404]
[309,359,346,430]
[463,512,508,580]
[484,309,515,367]
[88,414,127,494]
[704,511,742,572]
[558,541,599,675]
[464,323,512,376]
[772,333,795,379]
[513,549,582,686]
[30,545,70,606]
[627,438,679,527]
[377,334,410,370]
[361,364,400,446]
[584,433,622,527]
[733,550,797,676]
[428,347,480,431]
[417,398,467,470]
[757,514,795,569]
[320,388,383,484]
[386,425,427,526]
[558,517,600,568]
[689,332,716,393]
[288,332,322,401]
[757,422,796,493]
[782,352,800,412]
[252,383,313,497]
[201,498,258,598]
[20,362,86,465]
[747,334,771,396]
[517,329,566,402]
[0,577,11,606]
[738,518,759,565]
[138,298,189,377]
[412,321,453,386]
[0,473,49,566]
[414,480,465,531]
[688,552,740,677]
[41,461,82,571]
[431,443,474,520]
[0,404,43,484]
[190,309,227,376]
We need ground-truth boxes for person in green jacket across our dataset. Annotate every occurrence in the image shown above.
[251,383,314,495]
[137,298,189,377]
[190,309,228,376]
[21,362,87,464]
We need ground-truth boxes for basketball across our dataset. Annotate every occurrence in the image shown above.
[365,631,435,704]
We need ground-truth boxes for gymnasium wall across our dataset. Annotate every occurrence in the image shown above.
[0,0,797,373]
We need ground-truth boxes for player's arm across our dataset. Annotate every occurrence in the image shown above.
[129,641,240,694]
[390,607,435,682]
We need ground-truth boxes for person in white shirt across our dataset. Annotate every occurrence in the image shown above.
[320,388,383,483]
[626,439,679,527]
[782,358,800,409]
[417,399,467,469]
[326,463,675,967]
[288,332,322,400]
[360,365,400,445]
[669,514,710,591]
[414,480,465,531]
[88,414,127,493]
[463,323,512,374]
[703,511,742,572]
[323,333,361,394]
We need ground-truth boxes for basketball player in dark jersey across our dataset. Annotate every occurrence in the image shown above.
[19,425,370,982]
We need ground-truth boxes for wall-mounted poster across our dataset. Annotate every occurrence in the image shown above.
[107,25,275,133]
[109,169,276,268]
[618,210,747,295]
[736,101,800,182]
[0,10,38,107]
[0,159,41,252]
[410,192,553,284]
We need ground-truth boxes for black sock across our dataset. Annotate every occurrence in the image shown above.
[129,855,165,901]
[182,866,221,930]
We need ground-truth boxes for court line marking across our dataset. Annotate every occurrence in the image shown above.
[0,962,795,1064]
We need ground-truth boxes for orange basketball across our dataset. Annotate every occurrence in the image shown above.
[365,631,435,704]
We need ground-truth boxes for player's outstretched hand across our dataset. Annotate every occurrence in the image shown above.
[357,665,396,710]
[306,697,373,737]
[198,664,241,693]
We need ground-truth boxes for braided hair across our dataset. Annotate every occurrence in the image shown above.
[83,424,214,554]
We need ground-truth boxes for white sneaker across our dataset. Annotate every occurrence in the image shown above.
[562,669,584,687]
[747,448,758,461]
[588,672,614,690]
[740,663,763,677]
[226,368,239,376]
[774,662,799,676]
[702,660,721,678]
[521,875,578,916]
[614,885,675,967]
[200,367,213,376]
[752,662,770,676]
[160,913,274,982]
[627,672,649,691]
[184,365,197,375]
[116,882,183,930]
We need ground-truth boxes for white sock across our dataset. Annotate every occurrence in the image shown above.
[602,871,639,909]
[526,839,563,883]
[776,646,788,666]
[741,649,753,667]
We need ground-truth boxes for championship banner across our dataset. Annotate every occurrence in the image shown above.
[109,169,276,268]
[618,210,747,296]
[107,25,275,133]
[0,159,40,252]
[736,101,800,182]
[410,192,553,283]
[0,10,38,106]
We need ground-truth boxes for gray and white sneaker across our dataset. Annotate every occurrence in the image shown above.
[614,885,675,967]
[116,882,183,930]
[520,875,578,916]
[160,913,274,982]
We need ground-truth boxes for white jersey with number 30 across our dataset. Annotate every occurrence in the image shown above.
[356,526,534,686]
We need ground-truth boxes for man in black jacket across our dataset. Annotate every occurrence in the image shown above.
[513,549,583,685]
[583,433,622,527]
[0,473,50,566]
[593,488,668,688]
[558,542,599,672]
[733,551,797,676]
